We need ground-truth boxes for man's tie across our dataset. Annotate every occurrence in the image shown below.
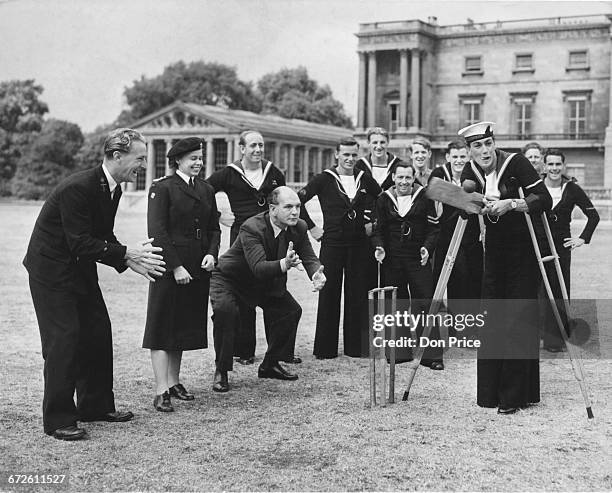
[276,230,287,260]
[111,185,122,212]
[189,178,195,189]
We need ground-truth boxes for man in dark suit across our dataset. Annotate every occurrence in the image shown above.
[210,186,326,392]
[23,128,166,440]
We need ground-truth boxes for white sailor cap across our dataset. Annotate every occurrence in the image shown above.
[458,121,496,144]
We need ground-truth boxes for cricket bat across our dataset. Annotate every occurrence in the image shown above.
[425,177,484,214]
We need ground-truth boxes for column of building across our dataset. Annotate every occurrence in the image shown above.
[409,48,421,131]
[605,27,612,189]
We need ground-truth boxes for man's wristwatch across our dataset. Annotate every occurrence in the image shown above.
[511,199,518,210]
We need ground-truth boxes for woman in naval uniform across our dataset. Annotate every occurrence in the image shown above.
[143,137,220,412]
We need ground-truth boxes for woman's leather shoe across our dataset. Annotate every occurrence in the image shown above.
[169,383,194,400]
[52,425,87,441]
[497,407,519,415]
[153,391,174,412]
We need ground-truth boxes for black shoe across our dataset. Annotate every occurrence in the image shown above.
[430,362,444,371]
[153,392,174,412]
[258,362,298,381]
[236,356,255,365]
[169,383,194,401]
[497,407,519,415]
[315,355,337,360]
[281,355,302,364]
[213,370,229,392]
[80,411,134,422]
[52,425,87,441]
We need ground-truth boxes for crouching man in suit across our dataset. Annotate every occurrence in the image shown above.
[210,186,326,392]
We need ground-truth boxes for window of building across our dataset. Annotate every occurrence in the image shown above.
[308,148,317,180]
[510,93,536,137]
[213,138,228,171]
[515,100,532,136]
[564,91,591,138]
[463,56,483,75]
[567,50,589,71]
[513,53,534,73]
[293,146,304,182]
[459,95,485,126]
[387,101,399,132]
[153,140,167,179]
[568,98,587,137]
[266,141,276,163]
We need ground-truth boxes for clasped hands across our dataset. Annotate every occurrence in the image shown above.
[125,238,166,282]
[481,196,515,217]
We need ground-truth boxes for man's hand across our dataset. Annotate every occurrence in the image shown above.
[564,236,585,250]
[420,247,429,266]
[173,266,193,285]
[312,265,326,292]
[374,246,386,264]
[309,226,324,242]
[284,241,303,270]
[482,198,512,217]
[125,238,165,268]
[126,258,165,282]
[201,254,215,271]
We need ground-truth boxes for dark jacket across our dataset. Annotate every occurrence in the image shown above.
[461,150,552,246]
[147,174,221,278]
[429,162,481,246]
[545,175,599,254]
[372,183,439,263]
[355,152,401,191]
[206,160,285,231]
[216,212,320,301]
[23,166,127,292]
[298,167,381,246]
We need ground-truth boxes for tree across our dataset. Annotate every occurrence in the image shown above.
[0,80,49,194]
[74,124,113,173]
[0,79,48,133]
[11,119,84,199]
[120,61,262,123]
[257,67,353,128]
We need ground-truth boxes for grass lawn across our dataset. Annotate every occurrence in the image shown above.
[1,201,611,492]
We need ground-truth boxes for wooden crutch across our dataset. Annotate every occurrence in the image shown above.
[402,216,468,400]
[519,188,594,419]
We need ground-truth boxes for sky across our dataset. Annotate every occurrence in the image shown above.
[1,0,611,132]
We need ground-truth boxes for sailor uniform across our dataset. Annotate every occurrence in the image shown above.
[371,184,442,363]
[355,153,402,289]
[206,160,286,359]
[429,163,483,337]
[461,150,552,409]
[541,176,599,349]
[299,167,382,357]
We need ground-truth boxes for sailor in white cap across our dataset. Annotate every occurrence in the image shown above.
[459,121,552,415]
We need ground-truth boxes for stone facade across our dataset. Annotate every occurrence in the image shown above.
[354,15,612,188]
